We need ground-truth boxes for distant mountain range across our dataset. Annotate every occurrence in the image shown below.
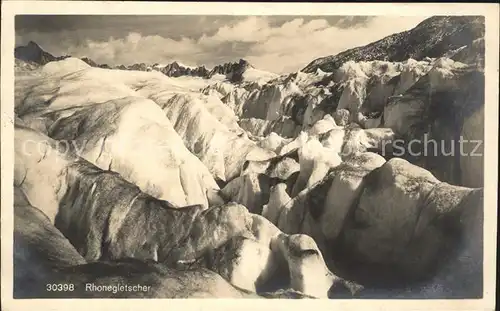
[15,15,485,80]
[14,41,255,82]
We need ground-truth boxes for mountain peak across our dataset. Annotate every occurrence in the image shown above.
[206,59,254,80]
[15,41,59,65]
[27,41,41,48]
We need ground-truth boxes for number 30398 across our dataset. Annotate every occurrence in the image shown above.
[46,284,75,291]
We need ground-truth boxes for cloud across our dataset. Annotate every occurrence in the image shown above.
[16,15,429,73]
[245,16,429,72]
[208,16,272,43]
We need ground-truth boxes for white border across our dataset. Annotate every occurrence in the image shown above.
[1,2,498,311]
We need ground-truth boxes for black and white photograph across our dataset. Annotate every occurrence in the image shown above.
[1,2,498,310]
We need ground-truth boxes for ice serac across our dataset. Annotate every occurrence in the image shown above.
[339,126,395,157]
[263,153,482,297]
[307,114,338,136]
[316,59,435,120]
[460,105,484,188]
[339,158,483,293]
[219,129,345,213]
[220,173,273,214]
[219,153,301,215]
[262,184,291,225]
[212,57,439,142]
[14,187,86,297]
[203,70,330,138]
[14,126,73,222]
[319,153,387,242]
[291,137,342,197]
[239,116,300,138]
[342,158,442,271]
[412,188,483,298]
[383,58,484,187]
[449,38,485,68]
[257,132,293,154]
[223,80,303,121]
[141,91,275,182]
[15,59,40,73]
[15,58,219,208]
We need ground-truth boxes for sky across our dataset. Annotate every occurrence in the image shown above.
[16,15,429,73]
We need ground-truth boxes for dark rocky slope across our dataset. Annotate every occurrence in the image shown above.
[302,16,485,73]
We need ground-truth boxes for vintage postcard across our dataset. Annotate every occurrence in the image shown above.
[1,1,498,311]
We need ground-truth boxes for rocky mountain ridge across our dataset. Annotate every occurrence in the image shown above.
[14,41,259,82]
[302,16,485,73]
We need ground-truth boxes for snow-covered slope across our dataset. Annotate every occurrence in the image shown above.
[241,67,279,84]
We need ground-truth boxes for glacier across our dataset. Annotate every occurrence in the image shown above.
[12,15,485,299]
